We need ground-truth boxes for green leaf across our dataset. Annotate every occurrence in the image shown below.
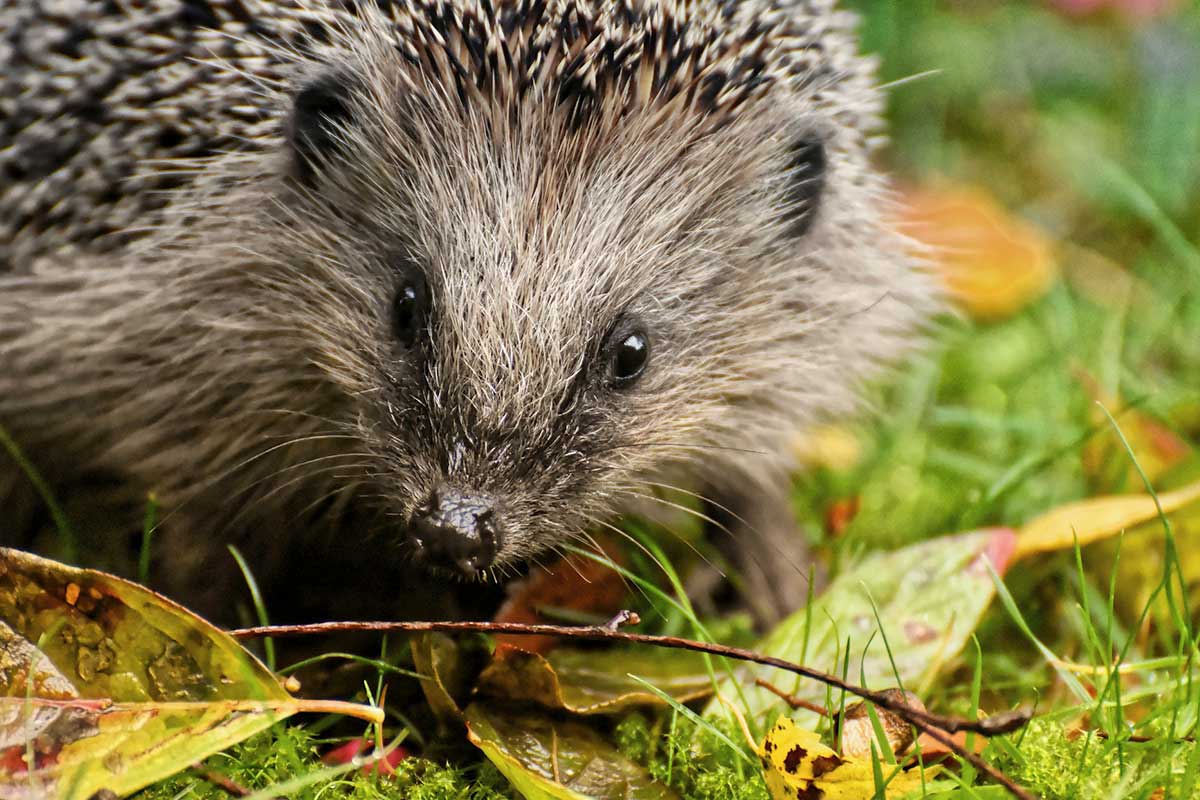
[707,529,1017,728]
[478,646,714,715]
[465,703,681,800]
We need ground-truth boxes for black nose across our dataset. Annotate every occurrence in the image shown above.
[408,486,500,575]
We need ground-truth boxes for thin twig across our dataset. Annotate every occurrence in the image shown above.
[754,677,833,716]
[230,614,1033,798]
[193,764,251,797]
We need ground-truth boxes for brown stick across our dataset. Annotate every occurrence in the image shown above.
[230,614,1033,799]
[192,765,251,797]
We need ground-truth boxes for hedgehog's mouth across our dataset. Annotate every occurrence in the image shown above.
[406,530,495,579]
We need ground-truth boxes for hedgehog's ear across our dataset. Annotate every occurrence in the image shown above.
[288,72,357,183]
[780,137,827,237]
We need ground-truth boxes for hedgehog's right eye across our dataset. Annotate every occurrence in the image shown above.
[600,319,650,389]
[611,332,650,386]
[392,276,429,348]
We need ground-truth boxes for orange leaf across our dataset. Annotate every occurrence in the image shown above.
[900,184,1056,321]
[492,540,628,655]
[1075,369,1192,489]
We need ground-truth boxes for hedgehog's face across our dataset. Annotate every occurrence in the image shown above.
[284,98,830,579]
[274,10,931,578]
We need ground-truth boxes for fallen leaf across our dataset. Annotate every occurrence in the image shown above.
[1013,478,1200,560]
[478,645,714,715]
[1076,370,1192,490]
[0,548,380,799]
[493,543,628,655]
[465,703,680,800]
[824,497,862,539]
[759,717,937,800]
[411,632,471,729]
[709,529,1017,729]
[836,689,925,760]
[900,184,1056,321]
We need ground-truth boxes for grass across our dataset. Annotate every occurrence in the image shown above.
[12,1,1200,798]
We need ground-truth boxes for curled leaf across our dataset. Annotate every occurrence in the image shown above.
[411,632,470,728]
[837,689,926,761]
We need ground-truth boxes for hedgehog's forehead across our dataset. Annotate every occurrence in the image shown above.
[401,89,777,413]
[426,220,645,418]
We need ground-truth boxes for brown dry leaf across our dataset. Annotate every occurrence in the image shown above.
[493,541,627,655]
[836,689,925,760]
[899,184,1056,321]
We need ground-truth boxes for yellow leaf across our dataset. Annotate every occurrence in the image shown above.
[1014,479,1200,561]
[794,425,862,472]
[900,184,1056,321]
[758,717,935,800]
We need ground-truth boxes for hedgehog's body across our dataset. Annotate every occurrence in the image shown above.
[0,0,934,623]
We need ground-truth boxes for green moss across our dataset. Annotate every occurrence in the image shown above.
[992,718,1200,800]
[614,712,769,800]
[135,725,513,800]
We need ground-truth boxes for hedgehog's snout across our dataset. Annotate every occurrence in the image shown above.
[407,485,501,576]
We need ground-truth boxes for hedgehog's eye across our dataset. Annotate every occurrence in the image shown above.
[608,329,650,388]
[392,276,428,347]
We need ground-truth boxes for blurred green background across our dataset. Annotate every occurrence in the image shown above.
[800,0,1200,550]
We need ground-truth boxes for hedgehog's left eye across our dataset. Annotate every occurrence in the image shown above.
[392,276,428,348]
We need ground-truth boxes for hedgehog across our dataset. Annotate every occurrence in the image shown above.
[0,0,936,624]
